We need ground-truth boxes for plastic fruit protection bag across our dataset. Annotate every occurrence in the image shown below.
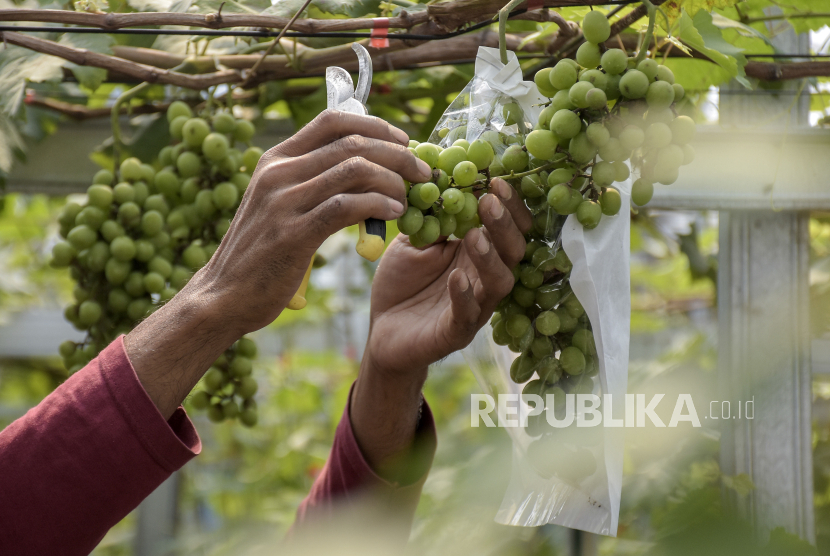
[435,47,631,535]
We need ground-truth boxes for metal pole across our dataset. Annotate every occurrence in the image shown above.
[716,10,814,543]
[134,471,181,556]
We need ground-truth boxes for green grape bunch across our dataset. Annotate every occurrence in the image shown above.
[398,10,696,482]
[51,100,266,426]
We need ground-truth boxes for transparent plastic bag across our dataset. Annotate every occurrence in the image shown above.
[429,47,632,536]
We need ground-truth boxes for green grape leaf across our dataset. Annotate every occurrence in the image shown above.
[678,9,749,88]
[0,46,63,115]
[709,12,772,46]
[59,34,113,91]
[262,0,380,19]
[191,0,268,14]
[661,0,742,27]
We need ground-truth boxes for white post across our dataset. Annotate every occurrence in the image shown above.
[716,14,814,543]
[134,472,180,556]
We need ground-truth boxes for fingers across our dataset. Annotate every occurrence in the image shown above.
[290,135,432,185]
[270,110,410,158]
[478,193,527,270]
[305,192,404,240]
[447,269,481,336]
[293,157,409,211]
[489,178,533,235]
[463,227,516,314]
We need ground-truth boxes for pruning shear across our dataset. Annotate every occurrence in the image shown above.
[288,43,385,310]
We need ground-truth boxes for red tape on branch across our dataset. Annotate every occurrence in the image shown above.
[371,17,390,48]
[526,0,544,11]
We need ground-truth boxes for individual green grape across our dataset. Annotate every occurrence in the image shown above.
[619,70,649,99]
[456,193,479,222]
[242,146,263,172]
[169,116,189,141]
[170,266,193,290]
[397,206,425,235]
[92,169,114,186]
[600,187,622,216]
[207,405,224,422]
[613,161,630,182]
[124,271,146,297]
[586,88,608,110]
[550,111,580,141]
[568,81,594,109]
[501,145,529,173]
[75,206,106,230]
[553,248,572,273]
[564,295,585,318]
[631,178,654,206]
[183,243,208,270]
[87,184,113,209]
[520,265,544,289]
[235,337,257,359]
[670,115,696,145]
[656,64,675,84]
[534,67,559,97]
[466,139,495,170]
[154,169,180,199]
[568,132,597,164]
[548,167,576,187]
[141,272,164,294]
[531,336,554,359]
[550,91,575,115]
[438,146,467,175]
[407,183,432,210]
[442,188,465,215]
[179,178,200,204]
[100,220,125,243]
[51,241,76,268]
[417,216,441,245]
[600,48,627,75]
[572,329,595,354]
[230,356,253,378]
[167,101,193,122]
[637,58,658,81]
[586,123,610,147]
[415,142,441,168]
[139,210,162,237]
[502,102,523,126]
[521,175,545,198]
[132,182,149,207]
[506,314,531,338]
[452,139,470,151]
[196,189,217,218]
[67,225,97,251]
[536,285,562,310]
[579,69,607,90]
[512,284,536,307]
[231,172,251,195]
[524,240,543,261]
[550,60,577,90]
[86,241,110,272]
[561,346,586,375]
[576,200,602,229]
[492,320,511,346]
[113,182,136,204]
[110,236,136,262]
[144,195,170,218]
[419,182,440,205]
[177,151,202,178]
[202,132,230,162]
[619,125,645,151]
[576,42,601,69]
[234,120,256,143]
[438,210,457,236]
[645,122,673,148]
[672,83,686,101]
[525,130,558,160]
[535,310,561,336]
[582,10,611,44]
[548,183,572,213]
[148,256,173,279]
[591,161,615,187]
[646,80,675,109]
[78,300,102,327]
[212,111,236,134]
[213,182,239,210]
[183,118,210,149]
[120,157,143,182]
[657,144,685,171]
[433,169,450,192]
[510,354,536,384]
[59,340,77,359]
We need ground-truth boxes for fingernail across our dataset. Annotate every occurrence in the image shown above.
[458,273,469,291]
[388,199,404,216]
[490,197,504,219]
[496,180,512,201]
[390,126,409,145]
[416,158,432,179]
[475,231,490,255]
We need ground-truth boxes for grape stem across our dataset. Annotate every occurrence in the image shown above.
[634,0,657,65]
[491,160,558,183]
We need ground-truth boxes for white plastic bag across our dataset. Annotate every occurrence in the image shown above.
[449,47,631,536]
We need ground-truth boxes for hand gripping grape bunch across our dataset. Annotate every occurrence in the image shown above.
[399,10,695,479]
[51,102,265,426]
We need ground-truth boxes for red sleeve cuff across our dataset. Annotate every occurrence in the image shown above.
[101,336,201,469]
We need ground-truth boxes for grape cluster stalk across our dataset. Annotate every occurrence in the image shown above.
[52,101,267,426]
[398,11,696,482]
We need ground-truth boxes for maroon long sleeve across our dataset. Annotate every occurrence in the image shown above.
[0,337,437,555]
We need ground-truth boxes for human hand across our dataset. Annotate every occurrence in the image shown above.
[189,109,432,335]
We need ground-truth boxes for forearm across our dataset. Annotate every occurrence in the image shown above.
[124,273,243,420]
[350,356,429,483]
